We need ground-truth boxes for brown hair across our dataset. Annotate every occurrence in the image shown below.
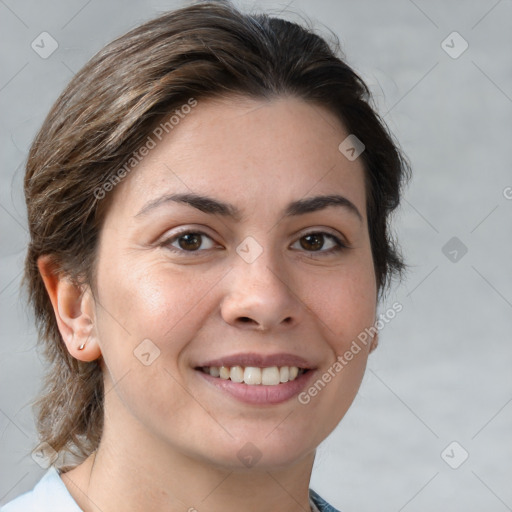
[24,0,410,469]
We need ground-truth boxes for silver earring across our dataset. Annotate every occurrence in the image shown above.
[78,342,86,350]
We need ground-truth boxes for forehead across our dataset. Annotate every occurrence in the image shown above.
[107,95,367,222]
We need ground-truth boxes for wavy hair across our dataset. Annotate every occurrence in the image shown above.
[23,0,410,470]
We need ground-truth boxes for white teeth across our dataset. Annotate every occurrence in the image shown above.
[261,367,280,386]
[230,366,244,383]
[201,365,304,385]
[244,367,262,385]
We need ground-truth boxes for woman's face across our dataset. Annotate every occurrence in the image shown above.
[92,95,377,469]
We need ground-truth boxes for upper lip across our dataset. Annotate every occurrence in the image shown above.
[196,352,315,370]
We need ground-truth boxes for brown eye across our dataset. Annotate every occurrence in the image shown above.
[300,233,325,251]
[178,233,203,250]
[291,232,346,254]
[165,231,216,252]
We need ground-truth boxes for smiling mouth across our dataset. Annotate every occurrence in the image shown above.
[196,365,308,386]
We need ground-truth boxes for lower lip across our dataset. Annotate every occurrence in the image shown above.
[196,369,315,405]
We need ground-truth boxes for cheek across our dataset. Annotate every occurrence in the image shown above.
[94,256,225,365]
[299,257,377,345]
[93,258,225,429]
[293,266,375,438]
[292,254,376,413]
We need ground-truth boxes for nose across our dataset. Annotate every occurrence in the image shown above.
[220,252,302,331]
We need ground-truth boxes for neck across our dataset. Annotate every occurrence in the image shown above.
[60,397,316,512]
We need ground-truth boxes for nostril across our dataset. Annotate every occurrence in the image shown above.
[236,316,293,327]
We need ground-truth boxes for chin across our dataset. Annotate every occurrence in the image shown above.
[193,430,318,472]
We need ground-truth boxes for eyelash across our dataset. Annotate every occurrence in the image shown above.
[292,232,348,254]
[160,229,348,256]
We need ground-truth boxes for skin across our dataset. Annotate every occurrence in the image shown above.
[39,95,379,512]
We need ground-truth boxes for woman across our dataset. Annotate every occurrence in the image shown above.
[3,1,409,511]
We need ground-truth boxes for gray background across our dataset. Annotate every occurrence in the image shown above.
[1,0,511,510]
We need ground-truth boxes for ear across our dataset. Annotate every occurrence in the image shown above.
[37,255,101,362]
[369,332,379,354]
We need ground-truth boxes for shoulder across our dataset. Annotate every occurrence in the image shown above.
[309,488,342,512]
[3,472,337,512]
[1,466,82,512]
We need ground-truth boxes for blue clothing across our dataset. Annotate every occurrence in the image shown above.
[310,488,341,512]
[1,466,340,511]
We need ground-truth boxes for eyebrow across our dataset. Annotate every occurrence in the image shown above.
[135,192,363,223]
[285,195,363,222]
[135,193,241,220]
